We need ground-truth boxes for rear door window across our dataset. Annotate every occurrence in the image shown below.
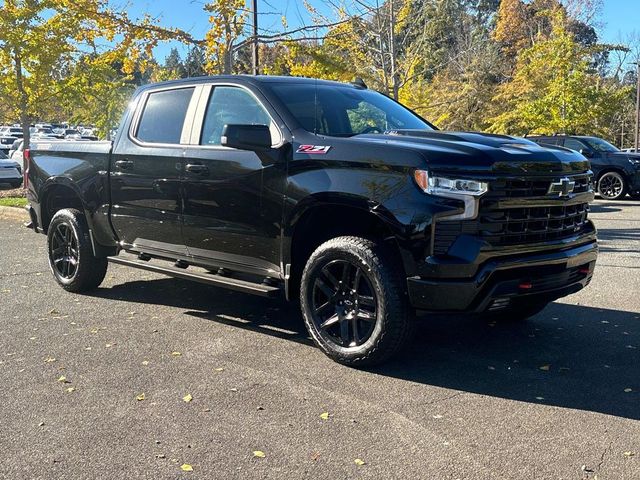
[135,88,194,144]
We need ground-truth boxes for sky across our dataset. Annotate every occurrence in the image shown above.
[121,0,640,62]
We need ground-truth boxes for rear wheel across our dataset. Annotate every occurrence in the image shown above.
[47,209,108,292]
[597,171,627,200]
[300,236,411,367]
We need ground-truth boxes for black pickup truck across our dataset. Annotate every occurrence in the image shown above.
[25,76,598,366]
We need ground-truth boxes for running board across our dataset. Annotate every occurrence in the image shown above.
[107,256,281,298]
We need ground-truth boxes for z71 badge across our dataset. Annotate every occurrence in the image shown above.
[296,145,331,154]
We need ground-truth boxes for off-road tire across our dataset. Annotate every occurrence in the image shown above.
[300,236,411,367]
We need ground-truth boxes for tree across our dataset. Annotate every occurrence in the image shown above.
[203,0,247,74]
[164,47,187,79]
[184,47,207,77]
[488,7,630,138]
[0,0,195,146]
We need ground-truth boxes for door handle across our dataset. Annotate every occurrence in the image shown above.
[115,159,134,170]
[185,163,209,174]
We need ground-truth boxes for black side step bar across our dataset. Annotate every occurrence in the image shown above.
[107,256,281,298]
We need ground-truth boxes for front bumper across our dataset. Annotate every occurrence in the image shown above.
[407,240,597,313]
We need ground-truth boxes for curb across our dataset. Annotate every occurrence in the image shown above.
[0,205,29,222]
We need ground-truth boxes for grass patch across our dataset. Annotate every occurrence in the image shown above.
[0,197,27,208]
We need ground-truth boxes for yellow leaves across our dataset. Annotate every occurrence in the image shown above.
[65,387,75,393]
[171,351,182,357]
[57,375,70,383]
[319,412,330,420]
[354,458,366,466]
[183,394,193,403]
[180,464,193,472]
[253,450,266,458]
[623,451,635,457]
[214,367,224,372]
[45,357,56,363]
[136,393,145,401]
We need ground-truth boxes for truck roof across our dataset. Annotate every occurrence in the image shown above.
[137,75,361,92]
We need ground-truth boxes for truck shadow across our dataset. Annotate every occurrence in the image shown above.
[90,278,639,420]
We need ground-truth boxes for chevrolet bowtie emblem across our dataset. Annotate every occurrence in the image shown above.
[548,177,575,196]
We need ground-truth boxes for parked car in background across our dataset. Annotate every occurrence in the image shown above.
[0,126,23,154]
[64,129,82,140]
[0,150,22,189]
[529,135,640,200]
[8,139,24,166]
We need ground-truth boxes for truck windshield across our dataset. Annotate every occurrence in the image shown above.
[269,83,433,137]
[584,137,619,153]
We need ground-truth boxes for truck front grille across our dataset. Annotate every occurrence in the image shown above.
[486,175,591,198]
[433,175,592,255]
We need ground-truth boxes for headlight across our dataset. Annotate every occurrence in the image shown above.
[413,170,488,196]
[413,170,488,221]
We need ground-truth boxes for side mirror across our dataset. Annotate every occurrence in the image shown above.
[579,148,593,158]
[221,124,272,151]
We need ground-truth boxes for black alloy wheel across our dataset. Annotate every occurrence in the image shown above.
[300,236,411,367]
[310,259,378,348]
[50,222,79,279]
[598,172,626,200]
[47,209,108,292]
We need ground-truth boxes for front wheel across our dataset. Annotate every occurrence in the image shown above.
[47,208,108,292]
[597,172,627,200]
[300,236,411,367]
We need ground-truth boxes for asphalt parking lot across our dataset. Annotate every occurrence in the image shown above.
[1,199,638,479]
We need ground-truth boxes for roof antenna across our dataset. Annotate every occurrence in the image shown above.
[352,77,367,89]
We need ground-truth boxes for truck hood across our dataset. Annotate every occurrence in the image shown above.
[352,130,590,175]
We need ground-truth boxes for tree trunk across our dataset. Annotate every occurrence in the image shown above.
[13,50,31,149]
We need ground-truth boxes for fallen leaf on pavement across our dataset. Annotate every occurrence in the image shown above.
[320,412,330,420]
[539,365,551,371]
[45,357,56,363]
[354,458,366,466]
[183,394,193,403]
[180,464,193,472]
[214,367,224,372]
[171,351,182,357]
[66,387,75,393]
[142,360,149,366]
[253,451,266,458]
[623,451,635,457]
[136,393,145,401]
[624,388,633,393]
[57,375,70,383]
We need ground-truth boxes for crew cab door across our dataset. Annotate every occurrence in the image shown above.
[110,86,197,257]
[181,84,287,277]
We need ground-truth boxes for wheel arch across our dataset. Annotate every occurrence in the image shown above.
[284,193,411,301]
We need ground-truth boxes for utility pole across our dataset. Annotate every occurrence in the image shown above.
[635,61,639,151]
[389,0,398,100]
[252,0,259,76]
